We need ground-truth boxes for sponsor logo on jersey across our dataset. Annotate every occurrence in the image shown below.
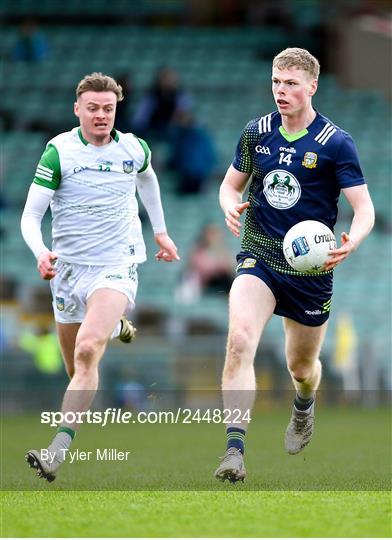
[279,146,296,154]
[237,257,257,271]
[305,309,322,315]
[255,145,271,155]
[302,152,318,169]
[305,298,332,316]
[263,169,301,209]
[123,160,134,173]
[56,296,65,311]
[73,165,88,173]
[105,273,125,280]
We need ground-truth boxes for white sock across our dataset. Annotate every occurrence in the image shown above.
[110,321,122,340]
[47,432,73,463]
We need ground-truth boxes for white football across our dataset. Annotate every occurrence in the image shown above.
[283,220,336,273]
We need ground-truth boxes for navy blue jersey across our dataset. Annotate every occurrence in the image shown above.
[233,111,365,275]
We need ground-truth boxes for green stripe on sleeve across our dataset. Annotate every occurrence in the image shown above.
[33,144,61,189]
[137,137,151,173]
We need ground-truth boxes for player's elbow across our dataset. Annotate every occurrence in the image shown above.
[20,212,30,243]
[218,180,227,206]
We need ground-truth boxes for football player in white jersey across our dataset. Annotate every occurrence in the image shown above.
[21,72,179,482]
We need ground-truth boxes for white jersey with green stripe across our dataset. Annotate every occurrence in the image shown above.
[33,127,151,265]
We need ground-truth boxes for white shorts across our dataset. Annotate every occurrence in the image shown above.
[50,261,138,324]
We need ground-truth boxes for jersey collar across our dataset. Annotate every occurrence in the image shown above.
[77,128,119,146]
[279,125,308,142]
[278,110,320,143]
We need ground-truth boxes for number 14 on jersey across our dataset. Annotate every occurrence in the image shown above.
[279,153,293,166]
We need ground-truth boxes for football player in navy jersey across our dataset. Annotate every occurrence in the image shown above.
[214,48,374,483]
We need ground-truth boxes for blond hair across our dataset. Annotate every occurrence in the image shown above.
[76,72,124,101]
[273,48,320,80]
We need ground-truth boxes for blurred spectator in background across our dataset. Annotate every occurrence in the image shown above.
[0,276,18,302]
[0,108,15,132]
[114,73,135,133]
[333,311,360,393]
[19,324,62,375]
[176,223,234,303]
[0,325,8,353]
[132,67,193,139]
[0,190,8,211]
[11,19,50,62]
[115,381,149,411]
[167,110,217,195]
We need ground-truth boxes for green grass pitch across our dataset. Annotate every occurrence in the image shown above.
[2,490,390,537]
[1,406,391,537]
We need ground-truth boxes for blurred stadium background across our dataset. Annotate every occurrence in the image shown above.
[1,0,391,407]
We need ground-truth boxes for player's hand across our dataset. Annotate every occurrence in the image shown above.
[324,232,356,271]
[37,250,58,280]
[154,233,180,262]
[224,202,250,237]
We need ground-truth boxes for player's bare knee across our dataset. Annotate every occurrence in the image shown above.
[75,336,105,363]
[227,327,254,359]
[74,340,95,362]
[286,355,317,380]
[223,329,255,380]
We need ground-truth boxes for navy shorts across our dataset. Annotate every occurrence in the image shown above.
[236,254,333,327]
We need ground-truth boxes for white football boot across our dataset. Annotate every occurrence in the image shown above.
[25,449,61,482]
[214,447,246,483]
[119,317,137,343]
[285,402,315,455]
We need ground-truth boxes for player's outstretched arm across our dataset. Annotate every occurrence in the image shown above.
[136,164,180,262]
[21,183,58,280]
[136,164,167,232]
[324,184,375,271]
[219,165,251,238]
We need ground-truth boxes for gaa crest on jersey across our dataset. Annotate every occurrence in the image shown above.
[123,160,134,173]
[263,169,301,209]
[56,296,65,311]
[302,152,318,169]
